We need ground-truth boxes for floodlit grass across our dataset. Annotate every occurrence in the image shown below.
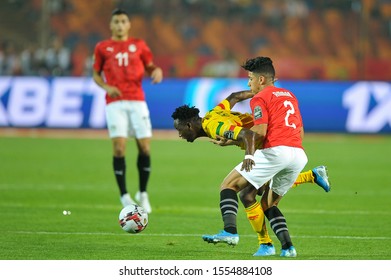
[1,134,390,260]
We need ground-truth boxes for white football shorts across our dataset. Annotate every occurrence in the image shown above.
[105,101,152,139]
[235,146,308,196]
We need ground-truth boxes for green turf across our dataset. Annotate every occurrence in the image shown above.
[0,134,390,260]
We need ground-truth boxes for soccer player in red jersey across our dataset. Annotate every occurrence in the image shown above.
[202,57,308,257]
[92,8,163,213]
[172,89,329,256]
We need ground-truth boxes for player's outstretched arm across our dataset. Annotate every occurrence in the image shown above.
[225,90,254,109]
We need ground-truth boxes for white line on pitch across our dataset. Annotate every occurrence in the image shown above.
[4,231,391,240]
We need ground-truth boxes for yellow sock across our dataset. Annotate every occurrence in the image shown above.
[292,169,314,188]
[245,201,273,245]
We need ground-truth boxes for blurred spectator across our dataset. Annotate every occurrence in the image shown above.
[44,36,71,76]
[19,44,34,76]
[2,42,21,76]
[33,45,49,76]
[284,0,309,18]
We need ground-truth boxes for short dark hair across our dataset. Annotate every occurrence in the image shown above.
[111,8,128,17]
[241,57,275,79]
[171,105,200,122]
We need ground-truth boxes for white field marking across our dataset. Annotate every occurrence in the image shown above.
[285,209,391,215]
[4,231,391,240]
[0,202,390,216]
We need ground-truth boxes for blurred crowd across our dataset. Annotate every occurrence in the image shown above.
[1,0,391,80]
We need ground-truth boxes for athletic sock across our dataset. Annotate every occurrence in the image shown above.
[137,154,151,193]
[113,156,127,196]
[264,206,293,249]
[245,201,273,244]
[292,170,314,188]
[220,189,238,234]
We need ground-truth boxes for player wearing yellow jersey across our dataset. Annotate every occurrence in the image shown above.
[202,100,253,140]
[172,90,330,256]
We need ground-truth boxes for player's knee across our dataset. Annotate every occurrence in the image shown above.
[113,144,126,157]
[239,191,255,207]
[239,191,247,203]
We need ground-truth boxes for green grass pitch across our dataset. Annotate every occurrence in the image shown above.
[0,133,390,260]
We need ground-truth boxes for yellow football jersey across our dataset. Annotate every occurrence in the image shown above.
[202,99,253,140]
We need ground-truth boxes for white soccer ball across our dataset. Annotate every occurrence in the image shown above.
[118,204,148,234]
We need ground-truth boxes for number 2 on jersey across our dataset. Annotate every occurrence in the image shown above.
[284,100,297,129]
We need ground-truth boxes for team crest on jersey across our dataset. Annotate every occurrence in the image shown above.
[128,44,137,52]
[254,106,262,120]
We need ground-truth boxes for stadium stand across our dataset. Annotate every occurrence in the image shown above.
[1,0,390,80]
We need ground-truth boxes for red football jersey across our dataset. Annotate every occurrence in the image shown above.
[250,85,303,149]
[93,38,153,104]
